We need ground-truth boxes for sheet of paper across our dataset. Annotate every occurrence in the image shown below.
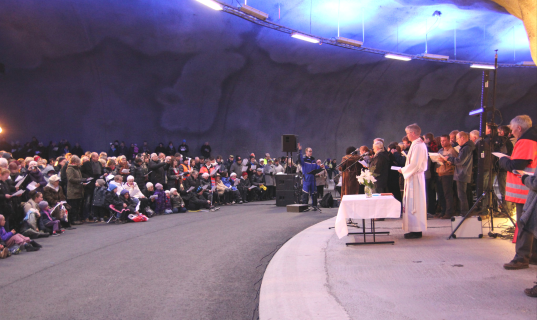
[145,171,152,176]
[201,185,208,190]
[150,195,158,199]
[26,181,38,191]
[454,146,461,152]
[242,159,248,166]
[513,170,534,176]
[121,169,130,173]
[15,175,24,182]
[211,186,216,192]
[391,166,402,171]
[242,166,248,172]
[86,177,94,181]
[15,176,26,188]
[249,185,256,190]
[11,190,24,197]
[359,160,368,167]
[186,186,195,193]
[250,165,256,170]
[492,152,509,159]
[106,175,114,181]
[234,179,240,186]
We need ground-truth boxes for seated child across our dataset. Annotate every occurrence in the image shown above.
[170,188,187,213]
[0,214,41,251]
[38,201,64,236]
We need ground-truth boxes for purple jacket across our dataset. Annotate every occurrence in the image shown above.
[155,189,168,213]
[0,226,14,242]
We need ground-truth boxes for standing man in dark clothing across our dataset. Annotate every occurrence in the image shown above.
[179,140,189,157]
[440,132,475,216]
[149,153,168,187]
[201,142,211,159]
[80,152,105,222]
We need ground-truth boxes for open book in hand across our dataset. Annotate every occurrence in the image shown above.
[121,169,130,174]
[428,153,447,164]
[248,185,256,190]
[391,166,402,171]
[186,186,195,193]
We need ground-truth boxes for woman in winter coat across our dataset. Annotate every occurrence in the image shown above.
[104,159,118,176]
[42,174,71,228]
[66,156,88,224]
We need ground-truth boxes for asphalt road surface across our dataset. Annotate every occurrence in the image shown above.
[0,201,337,320]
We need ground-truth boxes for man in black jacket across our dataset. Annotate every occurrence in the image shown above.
[200,142,211,159]
[179,140,189,157]
[148,153,168,187]
[80,152,105,222]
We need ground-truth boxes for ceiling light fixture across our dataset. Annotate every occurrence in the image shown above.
[195,0,223,11]
[385,53,412,61]
[470,64,495,70]
[336,37,363,47]
[240,5,269,20]
[291,32,320,44]
[420,53,449,60]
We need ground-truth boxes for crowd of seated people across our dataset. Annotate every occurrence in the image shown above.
[0,137,344,259]
[0,120,522,259]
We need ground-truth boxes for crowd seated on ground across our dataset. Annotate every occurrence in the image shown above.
[0,118,526,259]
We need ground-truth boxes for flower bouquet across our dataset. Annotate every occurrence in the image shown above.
[357,168,378,198]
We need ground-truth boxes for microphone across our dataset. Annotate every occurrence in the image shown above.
[351,149,360,155]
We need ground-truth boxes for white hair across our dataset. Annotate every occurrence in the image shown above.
[0,158,7,168]
[202,173,209,178]
[511,115,532,132]
[127,175,134,181]
[374,137,385,143]
[469,130,480,138]
[146,182,154,189]
[373,141,384,150]
[170,188,177,193]
[230,172,237,177]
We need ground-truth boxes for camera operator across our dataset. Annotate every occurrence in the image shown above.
[499,115,537,270]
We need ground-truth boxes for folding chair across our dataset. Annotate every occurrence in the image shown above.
[107,205,123,224]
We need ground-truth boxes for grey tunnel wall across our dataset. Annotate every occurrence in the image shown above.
[0,1,536,160]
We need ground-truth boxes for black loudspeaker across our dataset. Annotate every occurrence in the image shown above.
[282,134,298,152]
[276,174,300,191]
[276,190,297,206]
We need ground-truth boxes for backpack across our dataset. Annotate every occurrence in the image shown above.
[320,193,333,208]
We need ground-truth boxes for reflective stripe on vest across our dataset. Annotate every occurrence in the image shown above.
[506,182,528,191]
[525,167,536,173]
[506,191,528,201]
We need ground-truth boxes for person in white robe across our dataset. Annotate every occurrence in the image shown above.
[399,123,428,239]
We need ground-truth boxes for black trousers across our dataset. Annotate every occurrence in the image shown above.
[316,185,324,198]
[67,198,83,222]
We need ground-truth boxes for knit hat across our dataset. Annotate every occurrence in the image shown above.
[230,172,237,177]
[2,152,11,160]
[256,168,263,172]
[120,189,129,196]
[242,172,248,177]
[170,188,177,193]
[155,183,163,190]
[96,179,105,186]
[38,201,49,210]
[165,190,170,194]
[48,174,60,183]
[108,184,118,192]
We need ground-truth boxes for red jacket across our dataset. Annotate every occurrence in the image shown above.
[501,127,537,204]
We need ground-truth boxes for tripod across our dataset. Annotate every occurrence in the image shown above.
[448,51,515,239]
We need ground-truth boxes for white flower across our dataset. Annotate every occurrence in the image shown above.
[357,176,364,184]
